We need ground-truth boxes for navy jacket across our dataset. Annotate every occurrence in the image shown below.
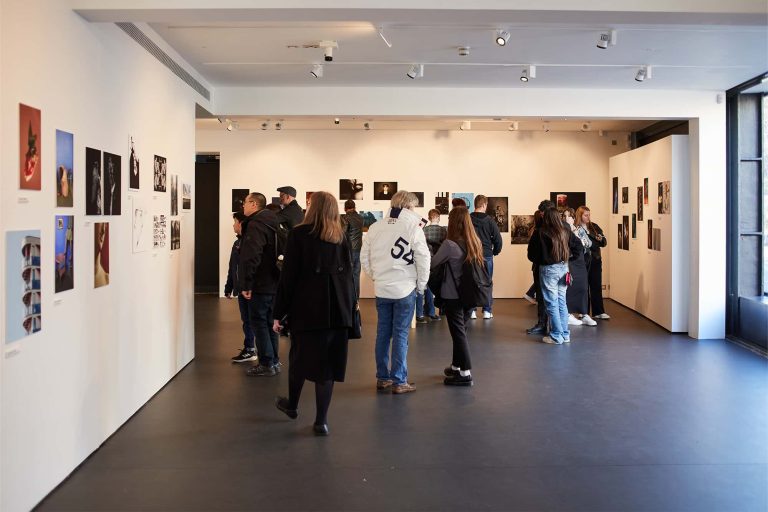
[470,212,503,258]
[224,236,241,296]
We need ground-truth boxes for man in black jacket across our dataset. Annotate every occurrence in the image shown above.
[341,199,364,299]
[226,212,257,363]
[238,192,281,376]
[276,186,304,229]
[470,195,503,319]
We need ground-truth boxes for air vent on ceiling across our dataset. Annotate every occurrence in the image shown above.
[116,22,210,101]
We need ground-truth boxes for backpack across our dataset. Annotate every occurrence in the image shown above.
[266,223,289,271]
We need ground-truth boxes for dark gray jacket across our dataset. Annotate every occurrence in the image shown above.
[276,200,304,230]
[470,212,503,258]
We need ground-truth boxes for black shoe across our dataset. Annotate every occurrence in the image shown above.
[246,364,277,377]
[526,324,546,335]
[313,423,329,436]
[275,397,297,419]
[444,374,473,386]
[429,315,441,321]
[444,366,460,377]
[231,349,257,363]
[416,316,428,324]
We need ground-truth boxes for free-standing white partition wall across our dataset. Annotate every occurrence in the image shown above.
[608,135,690,332]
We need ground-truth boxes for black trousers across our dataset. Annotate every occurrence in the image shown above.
[533,265,547,325]
[443,299,472,371]
[588,256,606,316]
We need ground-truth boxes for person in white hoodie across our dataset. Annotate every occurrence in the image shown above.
[362,191,430,394]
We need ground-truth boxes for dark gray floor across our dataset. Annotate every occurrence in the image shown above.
[38,297,768,512]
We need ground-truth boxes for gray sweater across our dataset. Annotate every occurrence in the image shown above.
[430,239,465,299]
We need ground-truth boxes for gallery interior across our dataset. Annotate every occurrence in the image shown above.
[1,1,767,511]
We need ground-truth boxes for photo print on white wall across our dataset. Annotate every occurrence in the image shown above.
[153,214,167,248]
[103,152,121,215]
[5,230,41,343]
[622,216,629,250]
[612,177,619,214]
[129,136,140,190]
[637,187,644,221]
[622,187,629,204]
[153,155,167,192]
[658,181,671,214]
[170,174,178,216]
[131,196,151,253]
[85,147,102,215]
[550,192,586,213]
[171,220,181,250]
[182,183,192,210]
[373,182,397,201]
[19,103,42,191]
[54,215,74,293]
[435,192,449,214]
[510,215,534,244]
[413,192,425,208]
[94,222,109,288]
[55,130,74,207]
[339,179,364,200]
[452,192,474,209]
[487,197,509,232]
[232,189,249,213]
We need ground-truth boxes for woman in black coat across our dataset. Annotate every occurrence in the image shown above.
[580,207,610,319]
[272,191,355,436]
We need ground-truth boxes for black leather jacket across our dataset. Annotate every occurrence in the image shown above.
[342,211,364,251]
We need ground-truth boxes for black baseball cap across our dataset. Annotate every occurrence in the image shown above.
[277,186,297,197]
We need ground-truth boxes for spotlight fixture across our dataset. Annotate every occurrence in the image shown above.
[460,121,471,131]
[495,30,510,47]
[275,121,282,130]
[226,121,234,132]
[334,117,340,125]
[520,65,536,82]
[458,46,470,57]
[378,26,392,48]
[635,65,651,82]
[261,121,269,130]
[580,122,591,132]
[364,122,370,131]
[318,40,337,62]
[508,121,519,131]
[406,63,424,79]
[543,122,550,133]
[310,64,323,78]
[596,30,617,49]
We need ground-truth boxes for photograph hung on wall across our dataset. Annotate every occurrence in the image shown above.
[5,230,41,343]
[617,224,623,250]
[153,214,167,248]
[647,219,653,249]
[131,196,151,253]
[19,103,42,190]
[182,183,192,210]
[612,177,619,214]
[103,152,121,215]
[551,192,586,213]
[644,177,649,205]
[487,197,509,232]
[510,215,535,244]
[170,174,178,216]
[435,192,449,214]
[658,181,671,214]
[622,187,629,203]
[55,130,74,207]
[637,186,643,221]
[85,147,102,215]
[373,182,397,201]
[452,192,474,210]
[231,189,249,213]
[129,136,140,190]
[652,228,662,251]
[153,155,167,192]
[339,179,364,200]
[171,220,181,250]
[94,222,110,288]
[360,211,383,232]
[632,214,637,239]
[54,215,74,293]
[622,216,630,250]
[412,192,425,208]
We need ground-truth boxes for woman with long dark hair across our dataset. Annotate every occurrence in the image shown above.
[564,207,596,327]
[272,191,356,436]
[578,206,610,319]
[430,207,485,384]
[528,208,581,344]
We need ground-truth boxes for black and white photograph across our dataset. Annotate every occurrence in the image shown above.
[232,189,249,212]
[103,152,121,215]
[170,174,178,216]
[129,136,139,190]
[153,214,167,249]
[413,192,425,208]
[622,186,629,204]
[85,147,102,215]
[658,181,671,214]
[373,181,397,201]
[182,183,191,210]
[153,155,167,192]
[551,192,586,213]
[339,179,364,200]
[637,186,644,221]
[648,219,653,249]
[171,220,180,250]
[652,228,662,251]
[435,192,449,214]
[487,197,509,232]
[622,215,630,250]
[612,177,619,214]
[510,215,534,244]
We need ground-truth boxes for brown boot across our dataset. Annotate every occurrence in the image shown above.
[376,379,394,392]
[392,382,416,394]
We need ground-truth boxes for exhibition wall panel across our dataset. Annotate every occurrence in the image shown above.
[0,2,209,510]
[197,128,630,300]
[608,136,691,332]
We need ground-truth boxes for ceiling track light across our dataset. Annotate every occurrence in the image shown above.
[460,121,471,131]
[261,121,269,130]
[275,121,282,130]
[543,122,551,133]
[364,122,370,131]
[508,121,519,131]
[378,26,392,48]
[495,29,511,47]
[226,121,234,132]
[597,30,617,49]
[310,64,323,78]
[635,65,652,82]
[580,122,591,132]
[520,65,536,82]
[334,117,340,125]
[406,63,424,79]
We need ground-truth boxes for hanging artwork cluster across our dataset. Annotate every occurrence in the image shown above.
[613,172,671,253]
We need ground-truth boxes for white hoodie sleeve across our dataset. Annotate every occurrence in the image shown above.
[361,230,373,280]
[411,226,431,293]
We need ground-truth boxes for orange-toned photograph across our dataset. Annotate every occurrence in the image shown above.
[19,104,42,190]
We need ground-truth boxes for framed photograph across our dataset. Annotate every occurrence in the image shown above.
[658,181,671,214]
[510,215,534,244]
[637,186,644,221]
[631,214,637,239]
[20,104,42,190]
[153,155,167,192]
[153,214,167,249]
[413,192,425,208]
[182,183,192,210]
[171,220,181,250]
[56,130,74,207]
[612,177,619,214]
[103,152,121,215]
[435,193,449,214]
[170,174,178,216]
[551,192,586,213]
[622,216,629,250]
[85,147,102,215]
[487,197,509,232]
[55,216,74,293]
[339,179,364,200]
[621,187,629,204]
[643,177,649,205]
[94,222,110,288]
[647,219,653,250]
[373,182,397,201]
[618,224,623,250]
[5,231,42,343]
[129,136,140,190]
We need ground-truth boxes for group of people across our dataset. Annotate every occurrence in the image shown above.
[224,185,610,435]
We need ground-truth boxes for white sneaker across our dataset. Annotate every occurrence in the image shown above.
[581,315,597,326]
[523,294,537,305]
[483,311,493,319]
[594,313,611,320]
[568,314,582,326]
[470,310,477,319]
[562,337,571,343]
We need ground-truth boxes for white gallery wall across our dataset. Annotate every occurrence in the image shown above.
[197,128,631,300]
[0,1,208,510]
[608,136,691,332]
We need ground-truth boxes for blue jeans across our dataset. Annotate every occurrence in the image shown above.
[539,262,569,343]
[375,289,417,385]
[483,256,494,313]
[415,289,436,318]
[351,250,361,300]
[238,294,255,351]
[248,293,279,366]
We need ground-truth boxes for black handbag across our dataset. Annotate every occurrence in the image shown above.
[348,302,362,339]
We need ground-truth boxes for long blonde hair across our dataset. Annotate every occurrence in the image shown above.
[446,207,484,265]
[574,206,590,228]
[299,191,343,244]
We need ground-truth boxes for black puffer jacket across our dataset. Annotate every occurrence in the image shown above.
[276,200,304,230]
[238,209,280,294]
[342,211,364,251]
